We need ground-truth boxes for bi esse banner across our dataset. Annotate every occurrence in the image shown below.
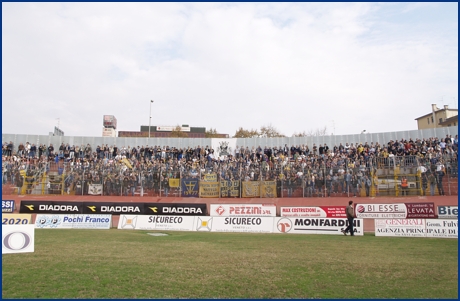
[19,201,207,216]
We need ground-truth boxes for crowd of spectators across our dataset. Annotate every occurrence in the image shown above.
[2,134,458,197]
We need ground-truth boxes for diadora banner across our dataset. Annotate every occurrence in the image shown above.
[274,217,364,235]
[2,224,35,254]
[375,219,457,238]
[280,206,347,218]
[210,204,277,217]
[82,202,145,215]
[355,203,436,219]
[20,201,83,214]
[2,214,32,225]
[19,201,207,216]
[35,214,111,229]
[143,203,207,216]
[2,200,15,213]
[437,206,458,219]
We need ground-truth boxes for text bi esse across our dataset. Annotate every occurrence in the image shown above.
[366,204,401,212]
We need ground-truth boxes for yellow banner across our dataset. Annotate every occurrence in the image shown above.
[169,178,180,188]
[220,180,240,197]
[2,214,32,225]
[199,182,220,198]
[261,181,277,198]
[242,181,260,198]
[121,158,133,169]
[202,173,218,182]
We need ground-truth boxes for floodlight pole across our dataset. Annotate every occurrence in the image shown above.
[149,100,154,138]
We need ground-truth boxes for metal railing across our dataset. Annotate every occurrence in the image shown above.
[2,154,457,197]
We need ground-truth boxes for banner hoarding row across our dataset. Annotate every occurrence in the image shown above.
[117,215,364,235]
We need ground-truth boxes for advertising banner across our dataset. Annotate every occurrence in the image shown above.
[181,178,199,197]
[82,202,145,215]
[375,219,426,237]
[280,206,347,218]
[199,182,220,198]
[117,215,195,231]
[195,216,274,233]
[405,203,436,219]
[210,204,276,217]
[426,219,457,238]
[2,224,35,254]
[355,203,407,218]
[19,201,83,214]
[260,181,277,198]
[242,182,260,198]
[375,219,457,238]
[2,200,15,213]
[275,217,364,235]
[220,180,240,197]
[35,214,111,229]
[437,206,458,219]
[143,203,207,216]
[2,214,32,225]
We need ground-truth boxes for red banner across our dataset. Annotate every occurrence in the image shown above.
[280,206,346,218]
[405,202,436,219]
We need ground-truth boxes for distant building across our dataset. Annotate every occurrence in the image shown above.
[50,126,64,137]
[415,104,458,130]
[102,115,117,137]
[118,124,229,138]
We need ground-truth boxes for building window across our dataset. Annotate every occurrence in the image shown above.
[431,116,434,123]
[427,118,430,124]
[439,118,443,123]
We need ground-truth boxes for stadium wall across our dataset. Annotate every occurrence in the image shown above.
[2,127,458,150]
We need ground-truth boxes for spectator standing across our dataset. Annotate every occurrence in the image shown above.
[428,172,436,196]
[401,176,409,196]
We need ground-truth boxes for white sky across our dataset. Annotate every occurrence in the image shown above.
[2,2,458,137]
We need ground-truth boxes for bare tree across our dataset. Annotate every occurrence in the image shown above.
[259,124,285,138]
[170,125,188,138]
[292,126,328,137]
[205,128,220,138]
[232,127,260,138]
